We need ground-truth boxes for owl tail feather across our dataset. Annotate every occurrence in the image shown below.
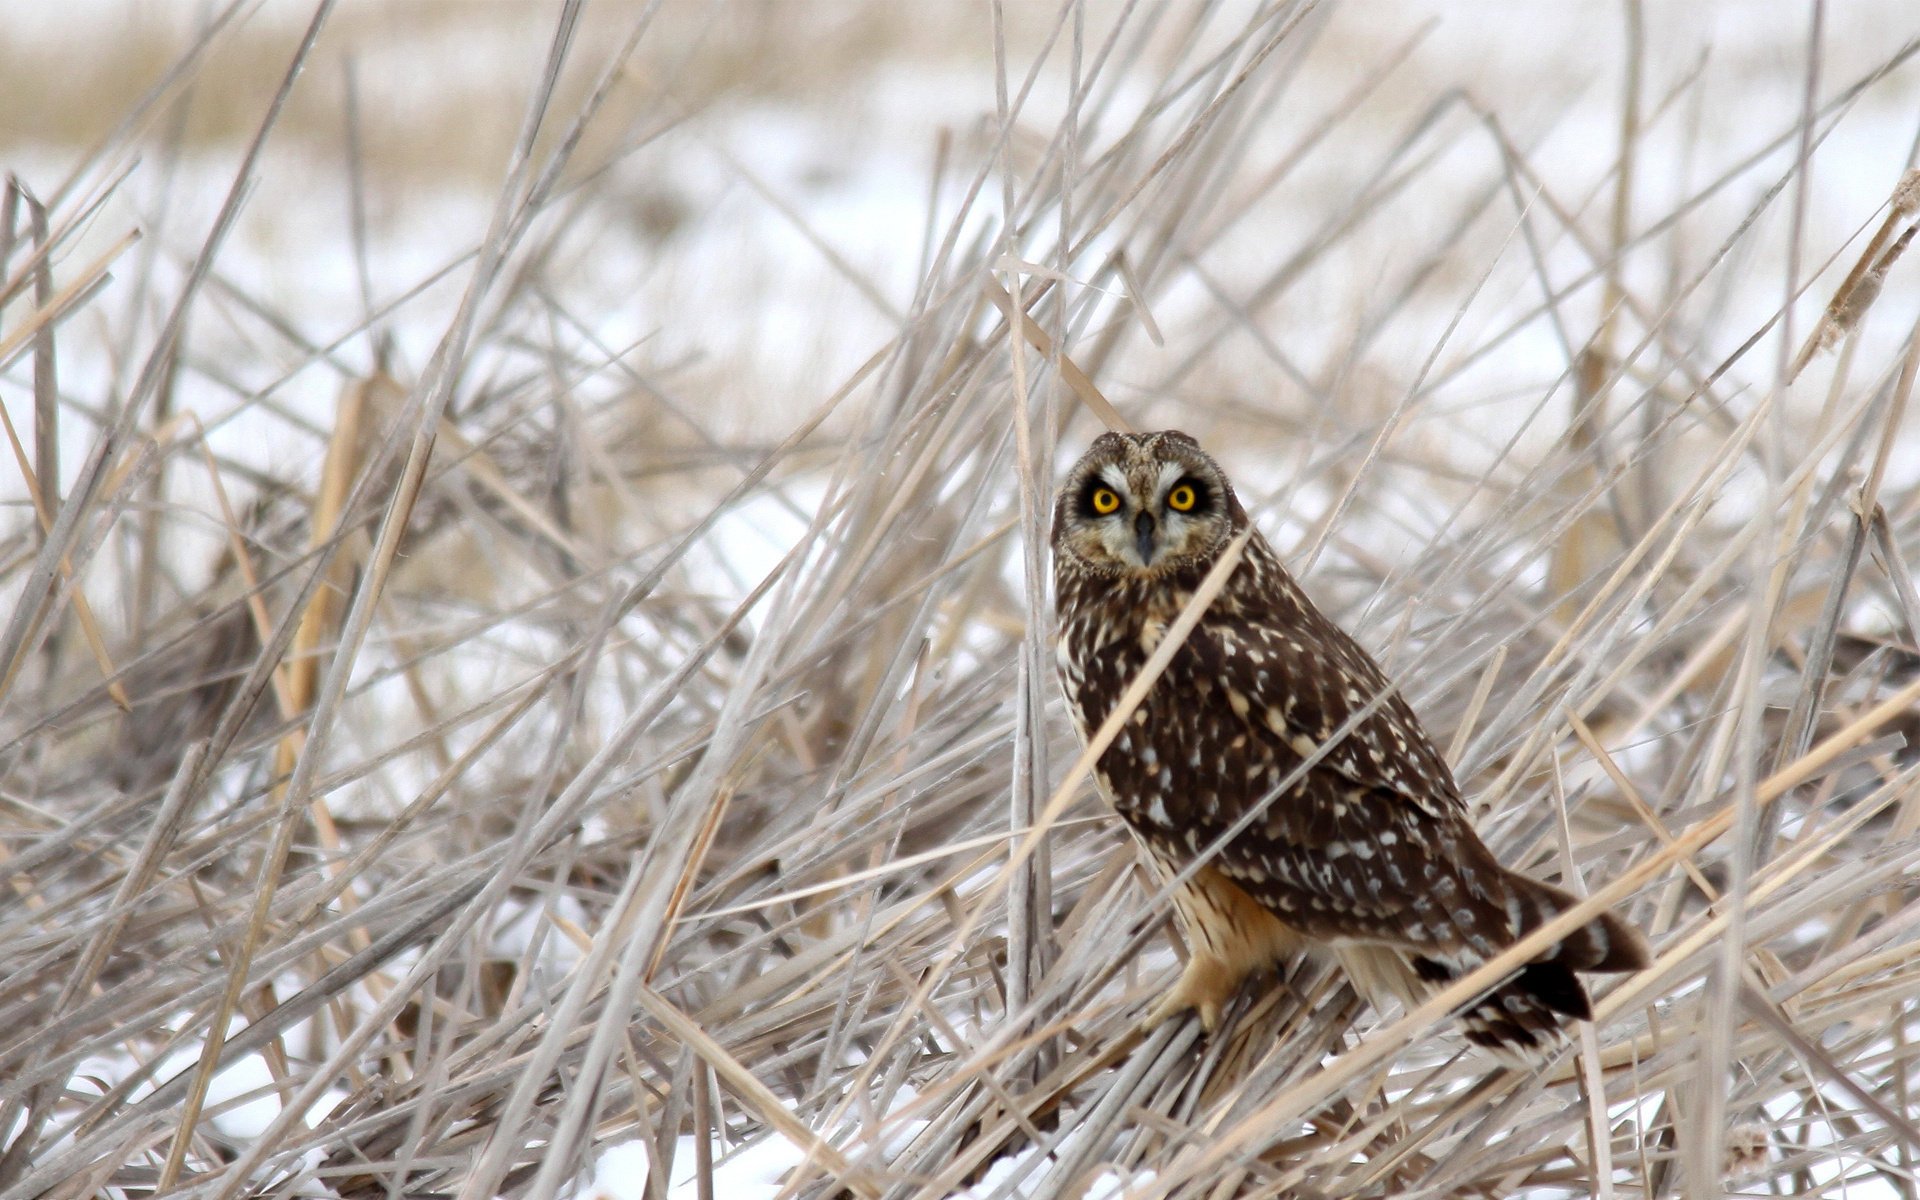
[1502,872,1652,975]
[1412,875,1650,1066]
[1400,954,1592,1065]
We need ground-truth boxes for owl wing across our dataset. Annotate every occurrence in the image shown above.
[1150,610,1511,953]
[1198,605,1466,821]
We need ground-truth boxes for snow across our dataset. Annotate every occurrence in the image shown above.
[572,1126,1158,1200]
[580,1130,840,1200]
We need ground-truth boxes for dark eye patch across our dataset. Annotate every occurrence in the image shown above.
[1168,476,1210,511]
[1080,477,1124,518]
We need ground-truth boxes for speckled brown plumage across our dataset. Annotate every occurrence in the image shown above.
[1051,430,1648,1063]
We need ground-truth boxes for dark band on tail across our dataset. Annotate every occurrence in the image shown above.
[1411,955,1591,1060]
[1414,873,1650,1063]
[1505,873,1651,973]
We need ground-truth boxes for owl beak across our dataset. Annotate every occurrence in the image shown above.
[1133,512,1157,565]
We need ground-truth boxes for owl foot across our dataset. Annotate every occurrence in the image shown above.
[1143,953,1243,1033]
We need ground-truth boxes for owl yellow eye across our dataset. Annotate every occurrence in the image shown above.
[1167,483,1198,512]
[1091,487,1121,515]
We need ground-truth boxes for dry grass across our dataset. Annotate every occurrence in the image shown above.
[3,1,1920,1197]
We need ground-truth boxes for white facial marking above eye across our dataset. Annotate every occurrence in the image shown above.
[1153,461,1186,502]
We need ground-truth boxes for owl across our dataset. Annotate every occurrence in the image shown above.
[1051,430,1649,1063]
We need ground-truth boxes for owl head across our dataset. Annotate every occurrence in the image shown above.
[1051,430,1248,577]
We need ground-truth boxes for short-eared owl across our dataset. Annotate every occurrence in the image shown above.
[1051,430,1648,1062]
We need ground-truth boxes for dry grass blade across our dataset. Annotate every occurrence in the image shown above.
[987,278,1132,434]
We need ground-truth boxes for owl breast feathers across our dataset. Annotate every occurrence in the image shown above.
[1050,429,1648,1063]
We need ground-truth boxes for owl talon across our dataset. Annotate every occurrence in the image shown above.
[1144,954,1239,1034]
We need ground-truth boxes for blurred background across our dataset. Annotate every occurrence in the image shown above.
[6,0,1916,465]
